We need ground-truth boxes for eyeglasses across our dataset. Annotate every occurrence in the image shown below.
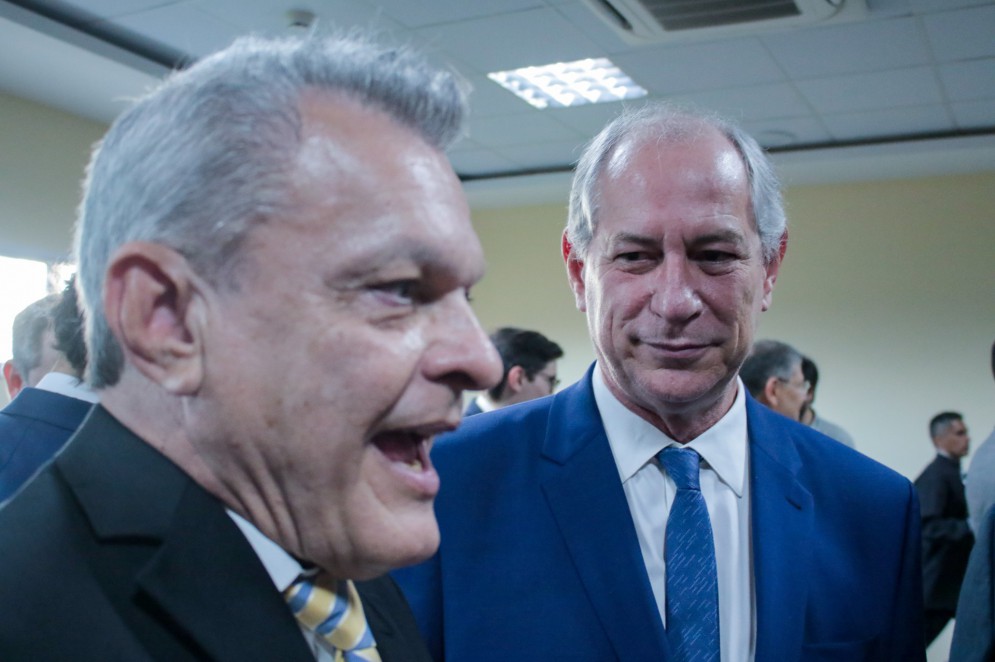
[776,377,811,393]
[535,372,560,391]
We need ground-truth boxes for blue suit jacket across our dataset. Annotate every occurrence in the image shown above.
[0,387,92,502]
[394,367,925,661]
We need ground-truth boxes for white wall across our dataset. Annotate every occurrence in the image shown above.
[0,91,105,261]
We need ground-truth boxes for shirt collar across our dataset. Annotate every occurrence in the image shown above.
[35,371,99,403]
[474,394,498,413]
[227,510,302,592]
[593,364,748,497]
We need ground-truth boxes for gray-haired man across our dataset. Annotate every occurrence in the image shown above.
[0,34,500,660]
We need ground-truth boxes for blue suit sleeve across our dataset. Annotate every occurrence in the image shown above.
[877,480,927,661]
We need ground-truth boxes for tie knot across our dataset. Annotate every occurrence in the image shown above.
[657,446,702,491]
[284,576,380,659]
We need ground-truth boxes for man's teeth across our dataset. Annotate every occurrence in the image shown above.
[405,458,423,471]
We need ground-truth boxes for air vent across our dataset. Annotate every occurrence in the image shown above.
[587,0,864,43]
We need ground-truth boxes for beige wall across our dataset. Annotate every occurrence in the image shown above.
[0,92,105,261]
[470,172,995,481]
[1,91,992,482]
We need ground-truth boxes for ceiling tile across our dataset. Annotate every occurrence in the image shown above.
[950,99,995,129]
[493,139,585,169]
[371,0,544,29]
[795,67,943,114]
[740,117,833,148]
[469,110,582,147]
[107,3,242,58]
[821,105,954,141]
[762,17,929,78]
[679,83,812,122]
[909,0,993,14]
[545,100,636,137]
[413,7,606,74]
[922,4,995,62]
[612,37,784,95]
[465,75,539,118]
[195,0,394,34]
[939,59,995,102]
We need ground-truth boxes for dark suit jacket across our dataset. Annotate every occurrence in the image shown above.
[0,405,431,661]
[950,504,995,662]
[915,454,975,611]
[0,387,92,502]
[393,366,925,662]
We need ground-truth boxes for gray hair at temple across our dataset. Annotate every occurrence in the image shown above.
[9,293,59,381]
[740,339,804,399]
[75,33,468,388]
[566,102,786,264]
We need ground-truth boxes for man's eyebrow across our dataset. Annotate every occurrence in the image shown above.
[687,229,748,246]
[608,232,659,248]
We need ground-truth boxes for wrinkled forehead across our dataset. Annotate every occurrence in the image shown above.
[604,123,744,187]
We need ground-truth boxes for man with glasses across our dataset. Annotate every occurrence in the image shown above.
[464,327,563,416]
[740,339,809,422]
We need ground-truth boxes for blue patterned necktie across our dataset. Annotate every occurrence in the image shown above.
[658,446,720,662]
[284,575,382,662]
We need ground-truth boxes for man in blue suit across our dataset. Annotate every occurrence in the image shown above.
[394,103,925,661]
[0,278,95,502]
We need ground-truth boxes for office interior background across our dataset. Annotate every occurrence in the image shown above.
[0,1,992,493]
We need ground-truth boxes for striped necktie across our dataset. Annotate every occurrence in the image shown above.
[284,575,382,662]
[658,446,720,662]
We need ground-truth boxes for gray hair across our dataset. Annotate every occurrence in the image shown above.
[10,294,59,380]
[740,339,803,399]
[566,102,785,263]
[75,33,468,387]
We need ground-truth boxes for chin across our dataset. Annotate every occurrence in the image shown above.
[364,517,440,577]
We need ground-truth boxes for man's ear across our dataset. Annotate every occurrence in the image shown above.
[102,241,207,395]
[760,231,787,312]
[3,360,23,399]
[562,231,587,313]
[505,365,526,394]
[761,376,780,407]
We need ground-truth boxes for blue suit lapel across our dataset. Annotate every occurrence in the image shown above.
[747,396,813,662]
[3,387,92,430]
[539,368,672,660]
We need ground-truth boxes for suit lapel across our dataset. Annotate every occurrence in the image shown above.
[746,397,813,662]
[135,483,314,661]
[540,369,671,660]
[60,406,313,661]
[356,575,432,662]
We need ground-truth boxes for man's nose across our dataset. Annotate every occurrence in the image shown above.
[424,296,502,393]
[649,257,703,322]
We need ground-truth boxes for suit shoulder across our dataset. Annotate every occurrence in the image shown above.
[437,394,554,451]
[774,416,914,496]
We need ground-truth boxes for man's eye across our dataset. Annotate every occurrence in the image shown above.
[698,250,735,263]
[374,280,420,304]
[616,251,648,262]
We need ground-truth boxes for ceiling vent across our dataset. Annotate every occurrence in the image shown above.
[586,0,865,43]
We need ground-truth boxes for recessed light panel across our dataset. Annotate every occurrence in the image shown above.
[488,57,647,109]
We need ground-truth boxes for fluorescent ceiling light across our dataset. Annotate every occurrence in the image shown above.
[488,57,647,110]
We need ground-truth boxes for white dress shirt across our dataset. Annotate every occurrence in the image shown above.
[593,366,756,662]
[228,512,339,662]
